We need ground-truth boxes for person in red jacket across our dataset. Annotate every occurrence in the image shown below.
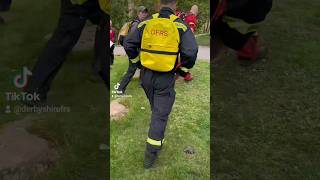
[185,5,199,33]
[110,20,115,43]
[174,6,198,82]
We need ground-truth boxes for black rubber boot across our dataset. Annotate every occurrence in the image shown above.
[144,151,158,169]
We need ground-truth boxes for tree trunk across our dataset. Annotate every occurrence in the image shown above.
[154,0,161,12]
[128,0,135,18]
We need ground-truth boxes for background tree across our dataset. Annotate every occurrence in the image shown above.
[110,0,210,37]
[128,0,135,18]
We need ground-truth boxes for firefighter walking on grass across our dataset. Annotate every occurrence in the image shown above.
[124,0,198,169]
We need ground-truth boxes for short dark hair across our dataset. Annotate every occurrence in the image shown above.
[160,0,177,5]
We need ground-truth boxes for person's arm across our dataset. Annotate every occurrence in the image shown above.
[178,22,198,69]
[123,24,144,60]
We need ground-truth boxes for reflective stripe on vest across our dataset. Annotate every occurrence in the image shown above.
[222,16,260,34]
[175,22,187,32]
[138,20,148,28]
[147,137,164,146]
[130,56,140,63]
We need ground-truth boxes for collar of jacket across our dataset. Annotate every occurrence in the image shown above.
[159,7,175,18]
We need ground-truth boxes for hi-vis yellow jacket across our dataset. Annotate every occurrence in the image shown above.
[124,8,198,72]
[70,0,110,14]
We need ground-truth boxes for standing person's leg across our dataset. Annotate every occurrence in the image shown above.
[25,0,87,101]
[142,71,176,168]
[92,10,109,88]
[140,68,156,169]
[147,72,175,153]
[117,60,139,93]
[110,45,114,66]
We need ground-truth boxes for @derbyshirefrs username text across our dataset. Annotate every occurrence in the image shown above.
[4,105,71,114]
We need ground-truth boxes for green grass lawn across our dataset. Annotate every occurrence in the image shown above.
[196,34,210,46]
[212,0,320,179]
[110,56,210,179]
[0,1,108,179]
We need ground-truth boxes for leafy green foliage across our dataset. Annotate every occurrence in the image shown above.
[110,0,210,34]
